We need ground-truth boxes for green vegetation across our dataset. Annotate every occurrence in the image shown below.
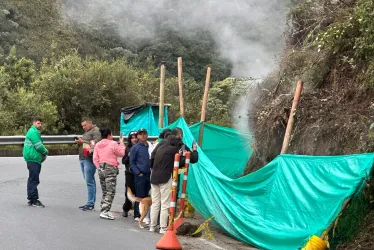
[0,0,243,135]
[244,0,374,248]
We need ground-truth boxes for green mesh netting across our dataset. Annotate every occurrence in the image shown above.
[165,117,374,250]
[188,122,253,178]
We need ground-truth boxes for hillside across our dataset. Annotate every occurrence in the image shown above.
[1,0,252,134]
[245,0,374,248]
[0,0,230,82]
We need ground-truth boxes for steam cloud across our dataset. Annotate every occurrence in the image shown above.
[62,0,292,133]
[62,0,291,78]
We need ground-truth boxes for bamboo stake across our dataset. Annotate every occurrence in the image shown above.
[198,67,211,146]
[159,63,166,128]
[280,80,303,154]
[320,198,351,240]
[178,57,185,117]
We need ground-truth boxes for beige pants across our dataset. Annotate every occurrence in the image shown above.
[150,176,172,229]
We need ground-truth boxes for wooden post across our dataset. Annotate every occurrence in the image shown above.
[178,57,185,117]
[198,67,211,146]
[280,80,303,154]
[320,198,351,240]
[159,63,166,128]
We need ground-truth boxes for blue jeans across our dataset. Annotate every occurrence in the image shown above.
[80,160,96,206]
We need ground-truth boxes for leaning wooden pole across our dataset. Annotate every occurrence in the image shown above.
[320,198,351,240]
[178,57,185,117]
[198,67,211,146]
[280,80,303,154]
[159,63,166,128]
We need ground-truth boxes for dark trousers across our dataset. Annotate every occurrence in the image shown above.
[134,173,151,198]
[27,162,41,202]
[123,172,140,218]
[135,173,150,220]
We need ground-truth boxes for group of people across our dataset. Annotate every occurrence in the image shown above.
[23,116,198,234]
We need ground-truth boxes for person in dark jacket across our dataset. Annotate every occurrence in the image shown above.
[153,128,172,148]
[170,127,198,214]
[121,131,140,219]
[130,128,151,209]
[149,128,198,233]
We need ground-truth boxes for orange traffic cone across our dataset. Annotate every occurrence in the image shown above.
[156,224,182,250]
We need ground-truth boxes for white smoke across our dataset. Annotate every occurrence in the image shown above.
[61,0,291,78]
[61,0,292,132]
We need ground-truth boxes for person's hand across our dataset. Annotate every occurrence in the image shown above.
[139,173,143,176]
[119,137,125,144]
[192,143,197,151]
[75,138,84,144]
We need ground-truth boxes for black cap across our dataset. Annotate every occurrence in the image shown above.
[137,128,148,134]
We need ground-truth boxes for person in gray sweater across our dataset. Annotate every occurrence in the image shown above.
[75,117,101,211]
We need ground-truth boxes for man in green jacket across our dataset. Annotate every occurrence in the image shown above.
[23,116,49,208]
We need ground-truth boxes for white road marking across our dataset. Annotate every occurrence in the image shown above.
[199,238,226,250]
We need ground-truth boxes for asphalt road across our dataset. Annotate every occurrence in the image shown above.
[0,156,165,250]
[1,156,258,250]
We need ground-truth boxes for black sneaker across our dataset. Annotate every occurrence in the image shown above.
[122,211,128,217]
[82,204,94,211]
[79,204,87,210]
[32,200,45,208]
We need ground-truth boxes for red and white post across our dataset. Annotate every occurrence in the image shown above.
[174,151,191,229]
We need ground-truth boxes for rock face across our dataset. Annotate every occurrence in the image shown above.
[176,222,203,237]
[245,82,374,174]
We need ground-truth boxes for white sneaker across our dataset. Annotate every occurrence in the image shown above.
[134,217,140,221]
[159,228,167,234]
[149,227,156,232]
[144,217,150,225]
[107,211,115,220]
[100,211,115,220]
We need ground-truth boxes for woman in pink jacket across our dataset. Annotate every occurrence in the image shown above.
[93,127,125,220]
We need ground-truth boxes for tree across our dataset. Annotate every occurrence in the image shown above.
[207,78,250,127]
[3,46,35,89]
[34,52,143,133]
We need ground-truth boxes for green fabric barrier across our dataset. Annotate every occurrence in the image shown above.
[120,106,168,136]
[188,122,253,178]
[166,117,374,250]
